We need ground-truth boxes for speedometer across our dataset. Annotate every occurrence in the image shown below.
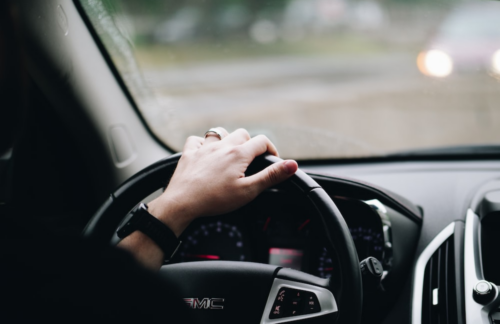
[179,221,248,262]
[315,225,384,279]
[349,226,384,261]
[314,198,389,279]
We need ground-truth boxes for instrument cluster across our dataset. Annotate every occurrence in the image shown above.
[170,192,393,279]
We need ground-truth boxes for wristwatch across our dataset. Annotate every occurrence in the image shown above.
[117,203,182,262]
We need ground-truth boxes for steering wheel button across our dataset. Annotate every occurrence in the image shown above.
[276,289,286,302]
[270,288,292,319]
[270,287,318,318]
[303,292,321,314]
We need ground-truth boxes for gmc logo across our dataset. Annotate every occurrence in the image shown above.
[183,298,224,310]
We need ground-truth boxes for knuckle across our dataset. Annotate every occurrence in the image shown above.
[255,134,269,143]
[236,128,251,140]
[207,143,219,152]
[185,135,200,145]
[227,145,243,157]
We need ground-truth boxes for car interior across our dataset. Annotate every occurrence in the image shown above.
[2,0,500,323]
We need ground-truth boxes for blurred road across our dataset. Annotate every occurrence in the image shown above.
[142,53,500,159]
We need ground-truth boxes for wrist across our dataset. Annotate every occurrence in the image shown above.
[117,203,183,270]
[147,194,196,237]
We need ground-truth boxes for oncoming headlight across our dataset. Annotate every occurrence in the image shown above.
[492,49,500,74]
[417,50,453,78]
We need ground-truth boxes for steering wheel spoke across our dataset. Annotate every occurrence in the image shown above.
[261,274,338,323]
[159,261,338,324]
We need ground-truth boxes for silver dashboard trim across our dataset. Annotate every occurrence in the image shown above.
[364,199,393,277]
[464,209,500,323]
[260,278,337,324]
[412,222,455,324]
[364,199,387,214]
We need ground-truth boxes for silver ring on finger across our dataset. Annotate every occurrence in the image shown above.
[204,128,224,140]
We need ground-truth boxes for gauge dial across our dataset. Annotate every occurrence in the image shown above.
[314,198,386,278]
[349,226,384,261]
[317,247,334,279]
[179,221,248,262]
[315,226,384,279]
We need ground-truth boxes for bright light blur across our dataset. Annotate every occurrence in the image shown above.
[417,50,453,78]
[493,50,500,74]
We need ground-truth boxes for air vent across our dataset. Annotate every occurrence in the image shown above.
[421,236,458,323]
[412,222,465,324]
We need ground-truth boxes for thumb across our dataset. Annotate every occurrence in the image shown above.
[246,160,298,192]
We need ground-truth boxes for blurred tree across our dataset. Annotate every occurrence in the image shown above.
[96,0,309,43]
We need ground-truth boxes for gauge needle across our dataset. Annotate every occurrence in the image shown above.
[185,254,220,260]
[298,219,310,231]
[263,217,271,231]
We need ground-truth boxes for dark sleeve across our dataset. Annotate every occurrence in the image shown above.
[0,234,202,323]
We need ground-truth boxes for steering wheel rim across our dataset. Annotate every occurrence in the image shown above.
[83,153,362,324]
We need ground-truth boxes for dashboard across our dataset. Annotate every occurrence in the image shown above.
[103,156,500,324]
[168,173,423,322]
[172,195,390,280]
[163,159,500,324]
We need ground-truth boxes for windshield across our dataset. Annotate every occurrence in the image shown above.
[79,0,500,160]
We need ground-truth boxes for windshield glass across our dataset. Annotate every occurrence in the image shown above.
[79,0,500,159]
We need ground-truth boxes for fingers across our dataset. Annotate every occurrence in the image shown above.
[240,134,279,158]
[204,127,229,144]
[183,136,204,151]
[191,129,279,163]
[243,160,298,193]
[223,128,251,146]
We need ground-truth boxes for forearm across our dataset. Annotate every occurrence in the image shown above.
[117,230,164,270]
[117,195,195,270]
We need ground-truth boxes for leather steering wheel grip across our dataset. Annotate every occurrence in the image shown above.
[82,153,362,324]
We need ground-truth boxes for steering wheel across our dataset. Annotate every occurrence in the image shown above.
[83,153,362,324]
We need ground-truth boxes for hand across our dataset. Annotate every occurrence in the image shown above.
[118,128,298,269]
[149,127,298,236]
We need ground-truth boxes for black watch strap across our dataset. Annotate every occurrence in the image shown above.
[117,203,182,262]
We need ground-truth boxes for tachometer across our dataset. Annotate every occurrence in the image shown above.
[314,198,387,279]
[315,225,384,279]
[317,247,334,279]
